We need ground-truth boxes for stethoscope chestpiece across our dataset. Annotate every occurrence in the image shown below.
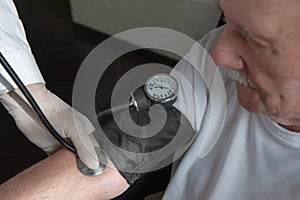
[77,147,107,176]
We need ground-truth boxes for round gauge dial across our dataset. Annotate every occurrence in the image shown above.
[144,73,178,103]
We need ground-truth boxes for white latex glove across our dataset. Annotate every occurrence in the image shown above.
[0,83,99,169]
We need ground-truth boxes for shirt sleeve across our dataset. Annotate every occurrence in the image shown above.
[170,26,225,132]
[0,0,44,94]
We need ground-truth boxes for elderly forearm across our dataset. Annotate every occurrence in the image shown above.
[0,148,129,200]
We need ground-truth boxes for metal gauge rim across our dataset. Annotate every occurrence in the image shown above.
[144,73,178,104]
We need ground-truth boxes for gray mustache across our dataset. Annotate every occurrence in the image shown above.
[227,69,257,89]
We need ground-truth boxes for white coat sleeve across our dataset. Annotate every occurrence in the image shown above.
[0,0,44,95]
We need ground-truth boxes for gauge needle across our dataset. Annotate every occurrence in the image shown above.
[153,84,168,89]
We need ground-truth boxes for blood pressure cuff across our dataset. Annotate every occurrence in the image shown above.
[95,105,196,185]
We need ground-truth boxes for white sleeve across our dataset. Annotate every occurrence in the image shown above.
[0,0,44,94]
[170,46,209,133]
[170,27,224,133]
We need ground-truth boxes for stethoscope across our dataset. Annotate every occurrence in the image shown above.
[0,51,178,176]
[0,51,107,176]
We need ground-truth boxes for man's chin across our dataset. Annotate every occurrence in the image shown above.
[236,83,265,114]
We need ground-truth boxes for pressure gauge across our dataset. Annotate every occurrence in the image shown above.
[144,73,178,104]
[130,73,178,111]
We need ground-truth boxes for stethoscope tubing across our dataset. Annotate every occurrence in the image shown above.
[0,51,77,154]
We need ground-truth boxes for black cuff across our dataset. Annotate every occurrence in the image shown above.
[96,105,195,185]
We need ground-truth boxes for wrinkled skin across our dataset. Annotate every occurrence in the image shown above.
[211,0,300,131]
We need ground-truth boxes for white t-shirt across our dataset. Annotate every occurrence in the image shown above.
[0,0,44,94]
[163,27,300,199]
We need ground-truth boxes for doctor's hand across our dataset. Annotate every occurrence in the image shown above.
[0,83,99,169]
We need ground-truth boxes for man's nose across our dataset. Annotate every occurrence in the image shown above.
[211,26,245,70]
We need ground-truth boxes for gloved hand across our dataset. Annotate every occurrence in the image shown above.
[0,83,99,169]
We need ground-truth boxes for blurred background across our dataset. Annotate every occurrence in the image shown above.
[0,0,221,199]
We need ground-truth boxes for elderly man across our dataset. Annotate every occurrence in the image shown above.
[1,0,300,199]
[163,0,300,199]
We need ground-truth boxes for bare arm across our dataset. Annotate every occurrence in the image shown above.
[0,148,129,200]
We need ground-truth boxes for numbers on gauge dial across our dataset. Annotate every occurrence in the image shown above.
[146,75,177,100]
